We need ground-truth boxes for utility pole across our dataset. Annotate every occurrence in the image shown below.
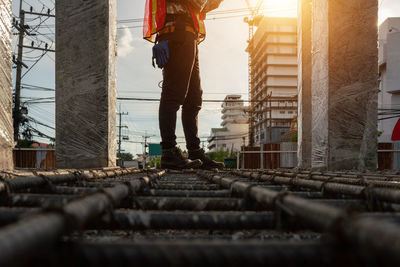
[12,3,56,141]
[117,106,128,158]
[142,131,154,168]
[13,0,25,141]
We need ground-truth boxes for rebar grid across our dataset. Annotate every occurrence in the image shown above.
[0,168,399,266]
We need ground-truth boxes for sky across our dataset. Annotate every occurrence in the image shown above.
[11,0,400,157]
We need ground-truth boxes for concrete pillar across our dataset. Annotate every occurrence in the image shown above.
[56,0,117,168]
[297,0,312,169]
[0,0,13,170]
[311,0,378,170]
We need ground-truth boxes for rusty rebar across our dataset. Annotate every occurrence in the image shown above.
[0,170,165,266]
[0,167,140,194]
[94,211,275,230]
[199,171,400,263]
[133,197,253,211]
[232,170,400,204]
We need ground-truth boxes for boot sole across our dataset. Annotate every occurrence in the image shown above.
[161,160,203,170]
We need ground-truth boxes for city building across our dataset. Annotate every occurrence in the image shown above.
[378,18,400,143]
[247,17,298,146]
[207,95,249,152]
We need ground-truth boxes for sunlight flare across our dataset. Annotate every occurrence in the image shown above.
[260,0,297,17]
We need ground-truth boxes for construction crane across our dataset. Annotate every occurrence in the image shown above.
[244,0,263,146]
[244,0,264,41]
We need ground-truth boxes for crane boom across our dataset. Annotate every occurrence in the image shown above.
[244,0,263,17]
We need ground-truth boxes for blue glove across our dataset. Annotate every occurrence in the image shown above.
[152,40,170,69]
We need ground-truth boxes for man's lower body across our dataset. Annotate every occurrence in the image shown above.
[158,30,224,170]
[159,31,202,151]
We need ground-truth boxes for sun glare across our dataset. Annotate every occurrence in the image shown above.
[259,0,298,17]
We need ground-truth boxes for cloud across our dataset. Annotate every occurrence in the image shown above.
[118,27,135,57]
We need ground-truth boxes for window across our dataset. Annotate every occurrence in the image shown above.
[280,111,285,114]
[288,111,293,114]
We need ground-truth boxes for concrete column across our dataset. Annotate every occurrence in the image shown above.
[0,0,13,170]
[297,0,312,169]
[311,0,378,170]
[56,0,117,168]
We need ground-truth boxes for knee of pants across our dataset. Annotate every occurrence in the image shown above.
[160,99,184,113]
[182,104,202,115]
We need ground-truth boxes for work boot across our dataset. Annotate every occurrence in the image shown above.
[161,147,203,170]
[189,148,225,170]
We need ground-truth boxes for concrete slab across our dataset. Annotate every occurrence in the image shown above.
[0,0,14,170]
[297,0,312,169]
[56,0,117,168]
[311,0,378,170]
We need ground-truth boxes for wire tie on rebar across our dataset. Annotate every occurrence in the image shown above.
[122,181,138,205]
[242,183,259,210]
[288,176,296,186]
[88,169,98,179]
[363,183,378,212]
[97,188,119,212]
[102,170,110,178]
[269,173,276,183]
[147,174,160,188]
[272,190,290,208]
[214,174,223,185]
[72,170,85,183]
[226,178,240,196]
[147,173,159,187]
[320,177,336,195]
[39,174,57,192]
[228,178,240,188]
[254,172,263,180]
[272,190,291,230]
[356,174,368,187]
[243,183,258,202]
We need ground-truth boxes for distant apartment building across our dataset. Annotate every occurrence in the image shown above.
[207,95,248,152]
[247,17,298,146]
[378,18,400,143]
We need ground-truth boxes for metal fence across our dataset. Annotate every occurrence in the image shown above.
[13,148,56,169]
[238,143,400,170]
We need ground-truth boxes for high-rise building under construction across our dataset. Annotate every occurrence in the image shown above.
[247,17,298,146]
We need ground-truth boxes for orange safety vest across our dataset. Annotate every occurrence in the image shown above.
[143,0,206,42]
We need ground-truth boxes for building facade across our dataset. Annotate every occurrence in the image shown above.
[378,18,400,143]
[247,17,298,146]
[207,95,248,152]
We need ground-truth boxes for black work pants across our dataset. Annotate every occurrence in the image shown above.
[159,31,202,150]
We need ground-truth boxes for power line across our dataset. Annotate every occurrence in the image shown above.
[117,97,277,103]
[12,0,55,141]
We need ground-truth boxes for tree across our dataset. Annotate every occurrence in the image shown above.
[206,149,231,162]
[118,152,133,161]
[16,127,35,148]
